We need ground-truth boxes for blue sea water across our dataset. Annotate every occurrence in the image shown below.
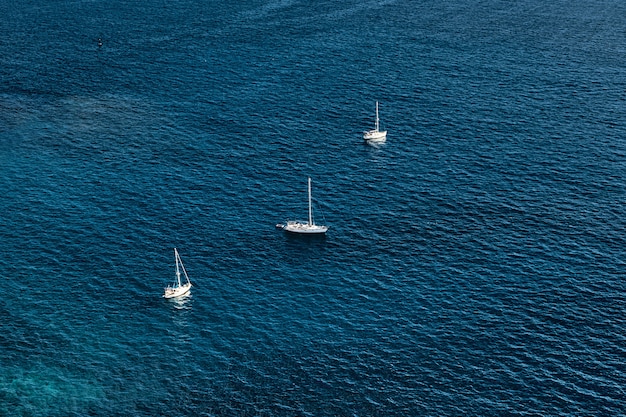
[1,0,626,415]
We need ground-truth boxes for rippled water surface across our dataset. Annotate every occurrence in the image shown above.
[1,0,625,415]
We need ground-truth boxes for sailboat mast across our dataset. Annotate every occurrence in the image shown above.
[174,248,181,286]
[308,177,313,226]
[375,101,380,131]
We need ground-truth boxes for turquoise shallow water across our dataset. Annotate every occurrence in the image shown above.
[1,0,625,415]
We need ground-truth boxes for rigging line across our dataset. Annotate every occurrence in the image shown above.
[312,197,328,224]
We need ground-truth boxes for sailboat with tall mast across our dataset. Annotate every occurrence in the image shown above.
[279,177,328,235]
[363,101,387,141]
[163,248,192,299]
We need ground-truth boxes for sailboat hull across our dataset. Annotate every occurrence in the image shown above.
[163,282,192,299]
[283,221,328,234]
[363,129,387,140]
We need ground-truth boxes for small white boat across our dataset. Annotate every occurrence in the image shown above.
[280,177,328,235]
[163,248,192,299]
[363,101,387,141]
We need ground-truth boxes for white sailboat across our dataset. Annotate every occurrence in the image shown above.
[363,101,387,141]
[163,248,192,299]
[279,177,328,235]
